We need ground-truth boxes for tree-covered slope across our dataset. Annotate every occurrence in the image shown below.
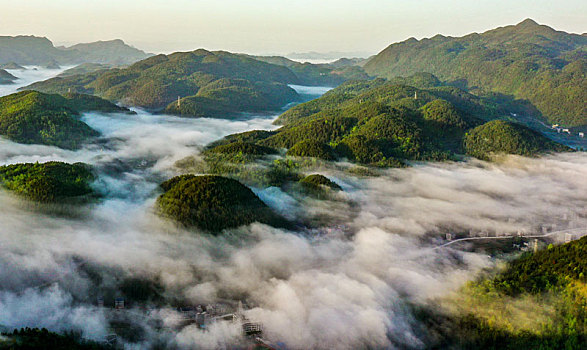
[0,90,128,149]
[164,78,298,117]
[464,120,570,160]
[251,55,370,86]
[0,162,95,203]
[211,74,569,166]
[57,63,112,77]
[23,50,304,117]
[432,237,587,349]
[156,175,285,232]
[364,19,587,126]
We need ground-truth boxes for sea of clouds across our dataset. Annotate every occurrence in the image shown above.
[1,69,586,349]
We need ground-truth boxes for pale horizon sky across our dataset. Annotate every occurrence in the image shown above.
[1,0,585,56]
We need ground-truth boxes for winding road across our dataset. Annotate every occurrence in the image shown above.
[434,227,587,249]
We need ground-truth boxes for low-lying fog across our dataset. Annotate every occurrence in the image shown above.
[0,66,74,97]
[1,69,587,349]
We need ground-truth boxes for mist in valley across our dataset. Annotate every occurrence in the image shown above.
[1,69,587,349]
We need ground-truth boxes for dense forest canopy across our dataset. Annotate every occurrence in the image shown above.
[0,90,128,149]
[364,19,587,126]
[23,50,306,117]
[432,237,587,349]
[0,162,95,203]
[211,73,568,167]
[156,175,285,232]
[464,120,570,160]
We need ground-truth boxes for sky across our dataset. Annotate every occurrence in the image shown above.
[0,0,585,56]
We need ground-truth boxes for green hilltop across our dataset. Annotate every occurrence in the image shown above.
[0,90,129,149]
[464,120,570,160]
[156,175,285,232]
[57,63,113,77]
[299,174,342,198]
[251,54,370,86]
[0,162,95,203]
[363,19,587,127]
[210,74,568,167]
[23,50,304,118]
[22,50,374,119]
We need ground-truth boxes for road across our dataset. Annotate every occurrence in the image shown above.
[434,227,587,249]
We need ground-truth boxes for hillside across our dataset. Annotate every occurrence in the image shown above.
[252,55,370,86]
[464,120,570,160]
[0,35,149,66]
[0,162,95,203]
[431,237,587,349]
[23,50,304,117]
[156,175,285,232]
[0,69,17,84]
[57,63,113,77]
[364,19,587,127]
[207,74,570,166]
[164,78,298,118]
[0,91,128,149]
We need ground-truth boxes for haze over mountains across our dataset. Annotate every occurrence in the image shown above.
[0,36,151,66]
[0,15,586,349]
[2,18,584,128]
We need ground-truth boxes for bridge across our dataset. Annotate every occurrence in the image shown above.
[434,227,587,249]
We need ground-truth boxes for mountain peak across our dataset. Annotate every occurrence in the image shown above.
[517,18,539,27]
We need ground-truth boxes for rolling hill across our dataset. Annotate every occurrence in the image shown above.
[23,50,305,117]
[0,90,129,149]
[209,74,569,166]
[364,19,587,127]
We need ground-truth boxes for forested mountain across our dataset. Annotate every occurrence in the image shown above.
[364,19,587,127]
[464,120,569,160]
[156,175,286,231]
[0,162,96,203]
[251,55,369,86]
[209,74,569,166]
[0,35,150,66]
[0,91,129,149]
[23,50,305,117]
[57,63,113,77]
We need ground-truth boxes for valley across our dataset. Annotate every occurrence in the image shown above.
[0,13,586,350]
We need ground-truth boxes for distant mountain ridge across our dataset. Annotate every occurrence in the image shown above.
[0,35,151,66]
[364,19,587,127]
[0,69,17,84]
[286,51,372,60]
